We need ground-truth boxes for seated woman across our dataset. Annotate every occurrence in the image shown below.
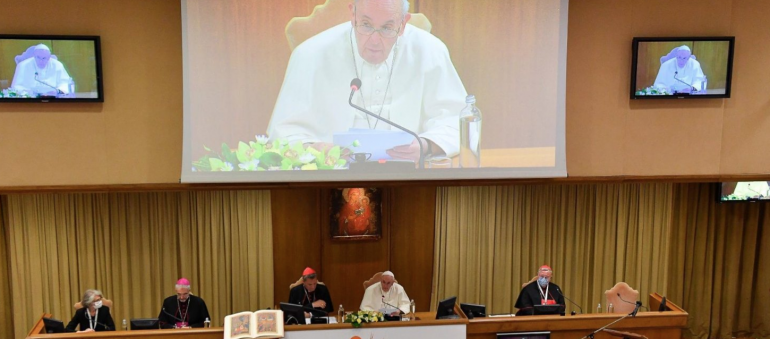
[66,289,115,333]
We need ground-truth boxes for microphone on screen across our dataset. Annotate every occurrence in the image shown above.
[34,72,64,94]
[347,78,426,169]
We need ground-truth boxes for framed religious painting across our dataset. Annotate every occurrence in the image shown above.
[329,187,383,241]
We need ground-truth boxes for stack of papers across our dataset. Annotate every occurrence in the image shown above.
[379,307,400,315]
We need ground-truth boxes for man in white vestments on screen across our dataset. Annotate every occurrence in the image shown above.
[653,45,706,94]
[11,44,73,96]
[267,0,468,161]
[730,181,770,200]
[360,271,411,316]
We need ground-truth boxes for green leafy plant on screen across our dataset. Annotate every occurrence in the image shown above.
[192,135,360,172]
[635,86,670,96]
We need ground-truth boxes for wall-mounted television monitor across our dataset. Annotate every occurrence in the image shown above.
[631,37,734,99]
[0,34,103,102]
[719,181,770,202]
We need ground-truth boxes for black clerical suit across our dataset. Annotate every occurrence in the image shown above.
[158,294,210,328]
[288,284,334,313]
[65,306,116,332]
[514,281,566,315]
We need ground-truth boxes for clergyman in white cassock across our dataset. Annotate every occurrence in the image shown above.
[267,2,468,159]
[653,45,706,93]
[360,271,411,316]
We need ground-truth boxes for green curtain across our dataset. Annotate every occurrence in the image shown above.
[433,183,770,339]
[669,184,770,339]
[0,196,14,339]
[4,191,274,339]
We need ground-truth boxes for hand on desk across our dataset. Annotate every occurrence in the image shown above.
[386,138,441,162]
[76,328,95,333]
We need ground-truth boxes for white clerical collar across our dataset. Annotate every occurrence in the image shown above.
[350,25,399,72]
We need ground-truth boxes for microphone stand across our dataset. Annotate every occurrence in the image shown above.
[34,73,64,95]
[161,308,187,328]
[581,304,640,339]
[673,72,696,94]
[348,88,426,169]
[381,299,405,320]
[555,287,582,316]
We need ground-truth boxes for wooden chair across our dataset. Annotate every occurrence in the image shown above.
[285,0,433,51]
[15,45,59,64]
[363,272,398,290]
[289,276,326,290]
[521,276,538,288]
[74,299,113,310]
[605,282,640,314]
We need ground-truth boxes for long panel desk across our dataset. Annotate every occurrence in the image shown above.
[27,295,685,339]
[467,294,687,339]
[27,308,468,339]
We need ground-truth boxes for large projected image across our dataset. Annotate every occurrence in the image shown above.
[181,0,568,183]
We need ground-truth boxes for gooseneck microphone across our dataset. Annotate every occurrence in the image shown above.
[162,308,185,322]
[348,78,426,169]
[34,72,64,94]
[616,293,645,316]
[97,322,112,330]
[555,287,582,315]
[381,299,405,315]
[673,71,696,93]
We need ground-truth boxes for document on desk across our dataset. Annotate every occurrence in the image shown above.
[488,314,516,318]
[333,129,414,161]
[379,306,400,315]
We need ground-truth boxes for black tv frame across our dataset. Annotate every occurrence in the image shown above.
[630,36,735,100]
[130,318,160,330]
[0,34,104,103]
[460,303,487,318]
[280,302,307,325]
[435,296,458,319]
[716,181,770,203]
[43,317,66,333]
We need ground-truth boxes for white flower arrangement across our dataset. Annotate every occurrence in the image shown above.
[0,88,32,98]
[636,86,670,96]
[344,310,384,328]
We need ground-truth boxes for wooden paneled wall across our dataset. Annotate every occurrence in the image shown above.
[1,0,770,186]
[271,186,436,312]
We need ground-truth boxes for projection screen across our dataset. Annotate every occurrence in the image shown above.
[181,0,568,183]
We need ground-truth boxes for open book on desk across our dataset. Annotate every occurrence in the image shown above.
[224,310,284,339]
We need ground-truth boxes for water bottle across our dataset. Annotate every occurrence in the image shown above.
[338,305,345,323]
[607,303,614,313]
[459,95,482,168]
[596,303,602,314]
[410,299,416,321]
[68,78,75,95]
[122,319,127,331]
[203,317,211,328]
